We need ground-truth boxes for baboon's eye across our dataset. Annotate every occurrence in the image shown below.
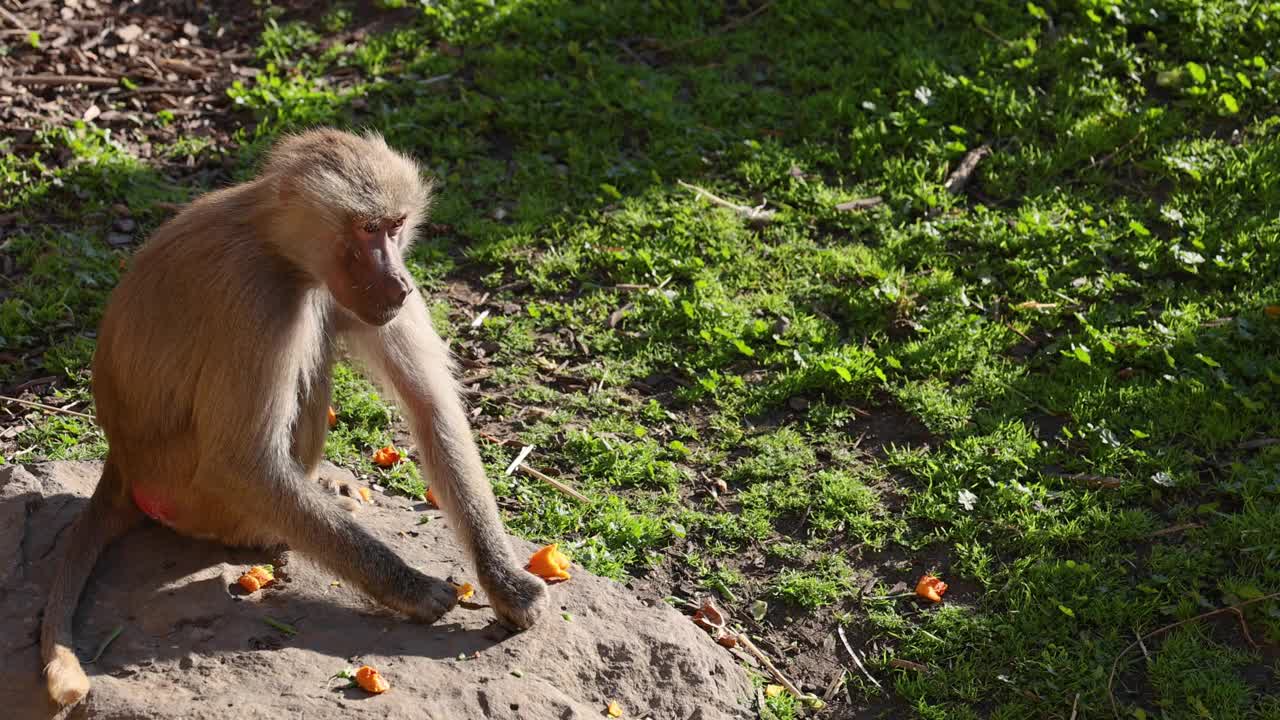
[390,215,406,229]
[362,219,381,234]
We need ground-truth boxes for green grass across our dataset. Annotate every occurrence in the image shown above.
[4,1,1280,717]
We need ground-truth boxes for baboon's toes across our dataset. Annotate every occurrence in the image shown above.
[488,567,549,631]
[320,476,366,510]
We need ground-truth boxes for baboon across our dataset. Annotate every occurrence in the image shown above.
[41,129,548,706]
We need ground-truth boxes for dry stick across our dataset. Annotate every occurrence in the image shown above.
[821,670,847,703]
[1133,628,1150,660]
[503,444,534,476]
[1239,438,1280,450]
[662,0,777,51]
[735,631,818,703]
[1231,607,1259,649]
[1149,522,1203,538]
[677,180,776,224]
[835,196,883,212]
[837,625,882,690]
[888,658,931,673]
[1048,471,1122,489]
[943,144,992,195]
[1069,693,1080,720]
[1108,591,1280,719]
[0,394,95,421]
[8,74,121,87]
[517,464,590,503]
[0,5,26,30]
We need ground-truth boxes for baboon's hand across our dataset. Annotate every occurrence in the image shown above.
[318,474,365,512]
[400,574,461,624]
[485,565,548,630]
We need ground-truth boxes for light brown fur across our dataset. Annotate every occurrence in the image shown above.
[40,129,547,707]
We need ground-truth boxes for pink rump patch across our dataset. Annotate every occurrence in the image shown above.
[131,486,175,526]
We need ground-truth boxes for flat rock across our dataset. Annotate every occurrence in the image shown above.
[0,462,752,719]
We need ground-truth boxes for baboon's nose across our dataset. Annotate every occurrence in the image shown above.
[390,276,410,306]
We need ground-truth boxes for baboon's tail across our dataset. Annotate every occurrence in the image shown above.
[41,460,141,706]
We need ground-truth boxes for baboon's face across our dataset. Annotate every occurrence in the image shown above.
[326,214,413,326]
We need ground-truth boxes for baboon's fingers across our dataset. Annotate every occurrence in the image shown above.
[278,490,458,621]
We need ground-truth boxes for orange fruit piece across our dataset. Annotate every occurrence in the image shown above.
[915,575,948,603]
[372,445,401,467]
[358,487,373,503]
[606,700,624,717]
[527,544,571,582]
[454,582,475,601]
[354,665,390,694]
[426,486,437,507]
[237,565,274,593]
[327,406,338,427]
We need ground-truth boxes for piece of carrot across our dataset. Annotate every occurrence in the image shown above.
[915,575,948,603]
[527,544,571,582]
[355,665,390,694]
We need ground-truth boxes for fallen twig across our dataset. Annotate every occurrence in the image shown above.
[0,394,95,421]
[504,445,534,476]
[736,631,820,705]
[1013,300,1059,311]
[518,464,590,503]
[1047,471,1122,489]
[943,144,992,195]
[478,431,522,448]
[1239,438,1280,450]
[821,670,847,703]
[837,625,882,690]
[677,180,776,224]
[662,0,776,51]
[835,196,883,213]
[8,74,121,87]
[608,302,633,329]
[1149,522,1203,538]
[0,5,27,31]
[1108,591,1280,719]
[888,658,932,673]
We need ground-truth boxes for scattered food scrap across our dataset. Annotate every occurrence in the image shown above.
[691,596,728,637]
[358,487,373,503]
[237,565,275,593]
[915,575,948,603]
[355,665,390,694]
[327,406,337,427]
[528,544,571,582]
[606,700,624,717]
[426,486,438,507]
[372,445,401,467]
[454,582,475,601]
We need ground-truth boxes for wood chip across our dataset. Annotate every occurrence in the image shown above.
[115,24,143,43]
